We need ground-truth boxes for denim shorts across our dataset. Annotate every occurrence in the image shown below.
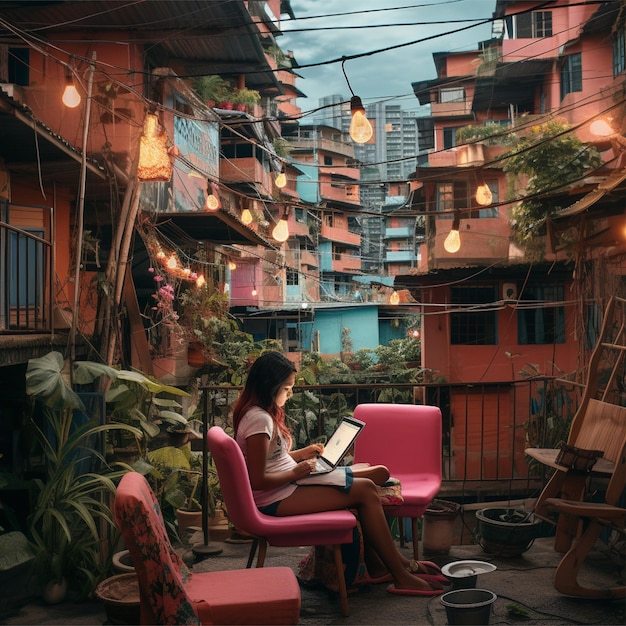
[258,500,283,516]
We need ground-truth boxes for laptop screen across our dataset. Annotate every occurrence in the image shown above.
[321,417,364,466]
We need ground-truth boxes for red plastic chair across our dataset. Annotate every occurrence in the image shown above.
[353,403,442,560]
[207,426,358,617]
[113,472,301,625]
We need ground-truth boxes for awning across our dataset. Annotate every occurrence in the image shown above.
[352,275,395,288]
[555,166,626,219]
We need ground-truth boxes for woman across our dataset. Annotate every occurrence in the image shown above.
[233,351,445,596]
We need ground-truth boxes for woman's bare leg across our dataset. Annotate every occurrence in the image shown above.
[351,464,389,485]
[276,479,439,591]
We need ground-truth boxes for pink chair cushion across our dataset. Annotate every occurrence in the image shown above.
[353,403,442,518]
[114,472,301,625]
[208,426,357,546]
[187,568,301,625]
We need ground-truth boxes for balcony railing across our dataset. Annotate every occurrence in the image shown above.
[0,206,53,333]
[201,376,581,502]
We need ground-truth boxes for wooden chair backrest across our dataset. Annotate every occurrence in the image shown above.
[566,296,626,465]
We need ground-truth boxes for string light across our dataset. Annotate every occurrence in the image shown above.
[241,208,253,224]
[205,182,221,211]
[443,213,461,254]
[275,170,287,188]
[342,58,373,144]
[195,274,206,288]
[166,254,178,270]
[251,285,258,296]
[272,210,290,243]
[389,291,400,305]
[475,183,492,206]
[62,68,81,108]
[228,260,237,271]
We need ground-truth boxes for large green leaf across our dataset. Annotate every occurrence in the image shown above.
[25,352,83,410]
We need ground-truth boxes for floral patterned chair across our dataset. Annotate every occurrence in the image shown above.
[113,471,301,625]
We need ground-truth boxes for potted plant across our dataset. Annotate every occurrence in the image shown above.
[24,352,142,601]
[232,87,261,112]
[192,75,231,107]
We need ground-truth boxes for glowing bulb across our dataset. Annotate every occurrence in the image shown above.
[349,96,373,144]
[251,287,258,296]
[590,119,613,137]
[275,172,287,188]
[272,218,289,243]
[389,291,400,305]
[62,82,81,108]
[183,267,191,276]
[444,227,461,253]
[476,183,492,206]
[206,193,220,210]
[228,261,237,271]
[166,255,178,269]
[196,274,206,288]
[241,208,253,225]
[156,250,166,259]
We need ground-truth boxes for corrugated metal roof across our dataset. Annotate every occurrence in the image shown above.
[0,1,281,92]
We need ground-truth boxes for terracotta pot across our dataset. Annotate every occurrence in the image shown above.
[95,573,141,625]
[176,508,203,534]
[42,578,67,605]
[187,342,205,368]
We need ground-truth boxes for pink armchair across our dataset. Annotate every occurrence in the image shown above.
[114,472,301,625]
[353,403,442,560]
[207,426,358,617]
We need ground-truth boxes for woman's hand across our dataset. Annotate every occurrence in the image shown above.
[292,458,316,479]
[297,443,324,461]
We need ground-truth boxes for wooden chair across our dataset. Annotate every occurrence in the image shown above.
[543,437,626,598]
[207,426,358,617]
[352,403,442,560]
[114,472,301,625]
[527,296,626,552]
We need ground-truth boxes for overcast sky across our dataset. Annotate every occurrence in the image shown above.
[280,0,495,114]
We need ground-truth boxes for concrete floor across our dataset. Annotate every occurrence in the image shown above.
[1,535,624,625]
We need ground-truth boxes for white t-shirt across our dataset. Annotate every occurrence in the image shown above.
[236,406,298,507]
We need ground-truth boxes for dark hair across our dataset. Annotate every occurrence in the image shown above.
[233,352,297,444]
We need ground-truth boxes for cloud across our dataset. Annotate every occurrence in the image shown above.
[281,0,494,111]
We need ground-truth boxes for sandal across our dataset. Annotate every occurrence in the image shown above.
[406,560,448,583]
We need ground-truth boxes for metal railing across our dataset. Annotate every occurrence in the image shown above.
[0,202,54,333]
[201,375,581,504]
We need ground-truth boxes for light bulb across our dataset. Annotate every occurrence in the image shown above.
[196,274,206,288]
[272,218,289,242]
[228,261,237,271]
[241,208,253,225]
[166,255,178,269]
[475,183,492,206]
[590,119,613,137]
[206,193,220,210]
[251,287,258,296]
[389,291,400,305]
[444,227,461,253]
[62,83,81,108]
[275,172,287,188]
[349,96,373,144]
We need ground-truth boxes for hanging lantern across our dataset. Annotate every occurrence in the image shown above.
[137,113,172,182]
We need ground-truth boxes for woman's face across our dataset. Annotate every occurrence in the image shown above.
[274,371,295,408]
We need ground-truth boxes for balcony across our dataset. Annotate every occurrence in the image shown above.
[385,226,413,239]
[384,250,416,263]
[430,100,473,118]
[0,210,53,334]
[320,223,361,246]
[220,157,273,195]
[332,251,361,273]
[289,137,354,158]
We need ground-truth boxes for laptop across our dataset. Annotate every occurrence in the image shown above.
[310,416,365,475]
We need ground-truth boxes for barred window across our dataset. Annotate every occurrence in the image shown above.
[450,285,498,345]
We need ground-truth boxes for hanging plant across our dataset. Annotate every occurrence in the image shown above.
[502,120,602,259]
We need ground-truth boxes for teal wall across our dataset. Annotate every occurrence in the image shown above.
[295,164,320,204]
[313,306,380,354]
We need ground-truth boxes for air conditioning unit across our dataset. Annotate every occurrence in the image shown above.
[502,282,518,301]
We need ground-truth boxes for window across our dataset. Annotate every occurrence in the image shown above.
[436,181,468,214]
[440,88,465,103]
[8,47,29,85]
[324,155,333,166]
[286,269,299,286]
[518,283,565,345]
[443,127,459,149]
[506,11,552,38]
[9,228,45,307]
[560,53,582,100]
[450,285,498,345]
[613,27,626,76]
